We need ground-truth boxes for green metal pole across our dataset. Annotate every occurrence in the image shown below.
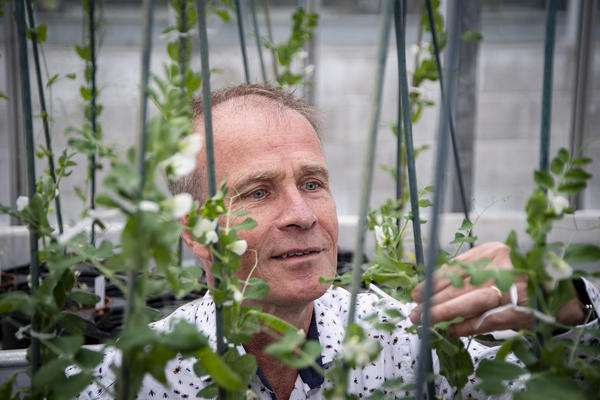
[250,0,267,82]
[347,0,393,327]
[89,0,98,245]
[394,0,424,267]
[416,1,462,398]
[234,0,251,84]
[196,2,225,399]
[539,0,556,173]
[16,0,41,375]
[424,0,473,246]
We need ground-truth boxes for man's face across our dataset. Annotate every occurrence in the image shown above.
[207,99,338,307]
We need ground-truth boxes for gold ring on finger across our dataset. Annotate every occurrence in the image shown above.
[489,285,503,308]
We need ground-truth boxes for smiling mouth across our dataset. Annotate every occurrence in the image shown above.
[273,249,321,259]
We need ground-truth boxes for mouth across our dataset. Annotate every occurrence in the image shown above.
[272,248,323,260]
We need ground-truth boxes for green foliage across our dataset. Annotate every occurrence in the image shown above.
[264,7,318,88]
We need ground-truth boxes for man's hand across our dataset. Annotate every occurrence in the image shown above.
[409,242,533,337]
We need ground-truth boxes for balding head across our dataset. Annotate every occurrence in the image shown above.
[169,84,322,202]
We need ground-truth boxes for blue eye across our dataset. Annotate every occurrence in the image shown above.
[303,181,319,191]
[250,189,266,199]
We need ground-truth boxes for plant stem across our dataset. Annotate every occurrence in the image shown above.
[25,0,64,235]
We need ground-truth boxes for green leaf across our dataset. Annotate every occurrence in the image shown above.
[66,73,76,80]
[534,170,554,189]
[46,73,59,88]
[459,218,473,231]
[563,244,600,264]
[514,373,586,400]
[475,358,524,395]
[80,86,91,101]
[32,358,71,388]
[557,181,587,195]
[233,217,257,231]
[194,347,244,391]
[214,9,230,21]
[242,278,269,300]
[0,91,8,100]
[75,45,91,62]
[549,157,564,175]
[70,290,100,307]
[571,156,592,166]
[444,271,464,288]
[196,384,218,398]
[557,147,570,163]
[461,29,482,43]
[74,348,104,369]
[564,168,591,181]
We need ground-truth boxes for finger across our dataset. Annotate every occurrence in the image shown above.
[410,277,497,323]
[428,286,504,326]
[447,308,534,337]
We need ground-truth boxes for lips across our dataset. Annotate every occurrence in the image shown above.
[272,248,323,259]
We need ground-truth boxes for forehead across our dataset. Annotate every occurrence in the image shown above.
[193,98,326,191]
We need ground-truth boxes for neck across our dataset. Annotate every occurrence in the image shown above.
[244,300,314,399]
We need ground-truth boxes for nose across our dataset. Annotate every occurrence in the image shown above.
[275,187,317,230]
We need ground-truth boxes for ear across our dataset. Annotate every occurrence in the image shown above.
[180,218,215,287]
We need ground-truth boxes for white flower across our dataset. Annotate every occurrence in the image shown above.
[342,336,379,367]
[179,134,203,157]
[548,191,569,215]
[163,153,196,179]
[193,218,218,244]
[16,196,29,211]
[233,288,244,303]
[169,193,193,219]
[374,225,392,248]
[374,225,385,248]
[228,240,247,256]
[545,252,573,281]
[303,64,315,76]
[139,200,160,212]
[293,50,308,61]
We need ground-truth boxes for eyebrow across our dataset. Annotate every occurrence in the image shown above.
[232,164,329,193]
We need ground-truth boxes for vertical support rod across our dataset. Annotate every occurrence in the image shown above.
[234,0,251,84]
[137,0,154,195]
[177,0,188,267]
[24,0,64,235]
[347,0,393,327]
[539,0,556,173]
[179,0,188,88]
[15,0,40,374]
[569,0,594,208]
[394,0,424,267]
[424,0,473,246]
[89,0,98,245]
[250,0,267,83]
[196,5,226,398]
[416,2,461,398]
